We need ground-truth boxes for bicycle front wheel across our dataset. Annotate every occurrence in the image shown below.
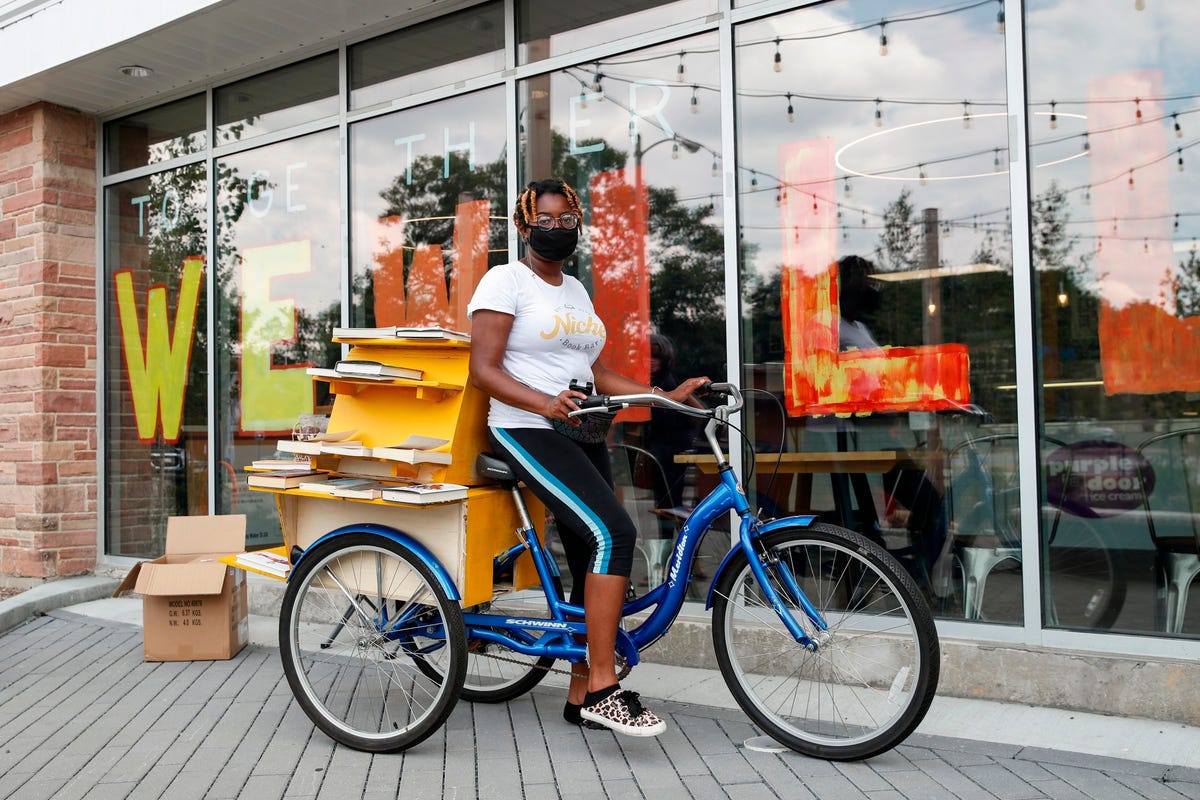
[712,523,939,761]
[279,533,466,753]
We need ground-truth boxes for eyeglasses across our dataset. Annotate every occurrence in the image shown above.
[533,212,580,231]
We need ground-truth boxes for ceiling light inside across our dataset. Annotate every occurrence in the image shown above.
[118,65,153,78]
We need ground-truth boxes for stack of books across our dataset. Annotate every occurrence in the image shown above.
[380,483,467,504]
[247,469,329,489]
[332,325,470,342]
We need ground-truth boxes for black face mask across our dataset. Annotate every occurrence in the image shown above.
[527,227,579,262]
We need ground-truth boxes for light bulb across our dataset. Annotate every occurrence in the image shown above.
[773,39,782,73]
[1128,169,1136,189]
[874,100,883,127]
[592,72,602,93]
[927,302,937,316]
[1049,101,1057,129]
[1175,113,1183,138]
[672,141,679,159]
[879,22,888,56]
[997,0,1005,33]
[691,87,699,114]
[963,102,971,129]
[1136,0,1145,9]
[1057,289,1069,307]
[919,164,927,185]
[1136,98,1143,124]
[751,171,759,188]
[677,54,685,82]
[1082,133,1090,155]
[579,89,587,109]
[1179,148,1185,172]
[712,159,719,177]
[994,148,1002,171]
[843,177,852,197]
[787,102,795,123]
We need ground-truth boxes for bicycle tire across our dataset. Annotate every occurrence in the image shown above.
[711,522,940,761]
[279,533,466,753]
[1045,513,1126,629]
[419,590,556,703]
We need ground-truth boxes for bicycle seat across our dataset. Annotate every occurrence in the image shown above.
[476,452,518,485]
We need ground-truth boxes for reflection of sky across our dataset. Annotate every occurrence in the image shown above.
[735,0,1011,279]
[1025,0,1200,301]
[217,128,341,305]
[349,87,508,273]
[534,31,725,247]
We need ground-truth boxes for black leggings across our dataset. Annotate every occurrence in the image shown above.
[488,428,637,602]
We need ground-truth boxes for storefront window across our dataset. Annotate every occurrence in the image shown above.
[214,53,339,146]
[349,2,505,110]
[349,87,507,331]
[517,0,715,64]
[1027,0,1200,636]
[736,0,1019,622]
[213,129,342,548]
[518,32,727,591]
[105,93,206,175]
[104,164,208,557]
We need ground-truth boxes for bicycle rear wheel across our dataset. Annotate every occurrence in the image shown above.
[279,533,466,753]
[712,523,939,761]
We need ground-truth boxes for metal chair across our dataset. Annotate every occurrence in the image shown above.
[1136,429,1200,634]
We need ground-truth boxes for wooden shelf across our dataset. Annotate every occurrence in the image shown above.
[248,484,463,507]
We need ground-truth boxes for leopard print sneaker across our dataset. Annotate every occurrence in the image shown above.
[580,687,667,737]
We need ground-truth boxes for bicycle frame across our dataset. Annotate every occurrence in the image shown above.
[461,386,827,665]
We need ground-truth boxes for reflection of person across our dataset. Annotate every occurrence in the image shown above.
[467,178,708,737]
[834,255,947,580]
[640,334,702,578]
[837,254,883,352]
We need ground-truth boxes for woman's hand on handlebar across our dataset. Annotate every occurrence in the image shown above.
[665,376,711,407]
[543,389,586,425]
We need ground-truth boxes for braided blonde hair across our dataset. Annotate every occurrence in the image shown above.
[513,178,583,238]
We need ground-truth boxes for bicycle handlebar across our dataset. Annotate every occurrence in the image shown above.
[568,381,743,420]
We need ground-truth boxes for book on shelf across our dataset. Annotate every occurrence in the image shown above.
[307,367,392,383]
[250,459,312,471]
[235,549,291,578]
[332,325,470,342]
[391,434,449,450]
[327,480,393,500]
[298,476,379,495]
[380,482,468,504]
[371,445,452,465]
[334,360,423,380]
[276,439,323,455]
[247,469,329,489]
[320,441,372,457]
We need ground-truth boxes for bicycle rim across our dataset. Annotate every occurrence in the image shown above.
[279,534,466,752]
[713,524,939,761]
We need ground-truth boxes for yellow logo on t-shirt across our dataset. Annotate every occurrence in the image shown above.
[540,311,606,340]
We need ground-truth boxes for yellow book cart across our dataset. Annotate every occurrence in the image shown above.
[237,334,544,607]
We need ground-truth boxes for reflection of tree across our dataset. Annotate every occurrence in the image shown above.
[1176,248,1200,317]
[874,188,921,272]
[363,130,727,380]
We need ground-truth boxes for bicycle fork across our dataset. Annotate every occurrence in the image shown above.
[740,518,830,650]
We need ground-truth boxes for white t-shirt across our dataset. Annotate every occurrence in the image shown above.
[467,261,607,429]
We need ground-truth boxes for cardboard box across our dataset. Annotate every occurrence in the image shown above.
[114,514,250,662]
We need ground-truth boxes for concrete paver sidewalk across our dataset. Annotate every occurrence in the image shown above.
[2,610,1200,800]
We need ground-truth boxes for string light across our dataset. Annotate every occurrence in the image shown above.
[993,148,1002,172]
[592,70,603,94]
[775,189,782,206]
[1136,0,1146,9]
[751,170,759,189]
[1057,282,1069,307]
[712,157,719,177]
[786,93,795,123]
[1179,147,1186,172]
[1144,237,1150,253]
[1135,97,1143,124]
[836,204,844,223]
[672,140,680,159]
[1175,213,1181,233]
[1175,112,1183,138]
[843,176,852,197]
[1083,186,1091,205]
[962,101,972,129]
[1128,168,1136,190]
[677,52,685,82]
[691,85,699,114]
[997,0,1005,33]
[874,98,883,127]
[579,87,587,109]
[919,163,927,185]
[773,38,782,72]
[811,193,819,214]
[1049,101,1057,129]
[1082,131,1090,155]
[878,20,888,56]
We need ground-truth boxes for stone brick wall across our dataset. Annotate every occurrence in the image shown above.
[0,102,98,579]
